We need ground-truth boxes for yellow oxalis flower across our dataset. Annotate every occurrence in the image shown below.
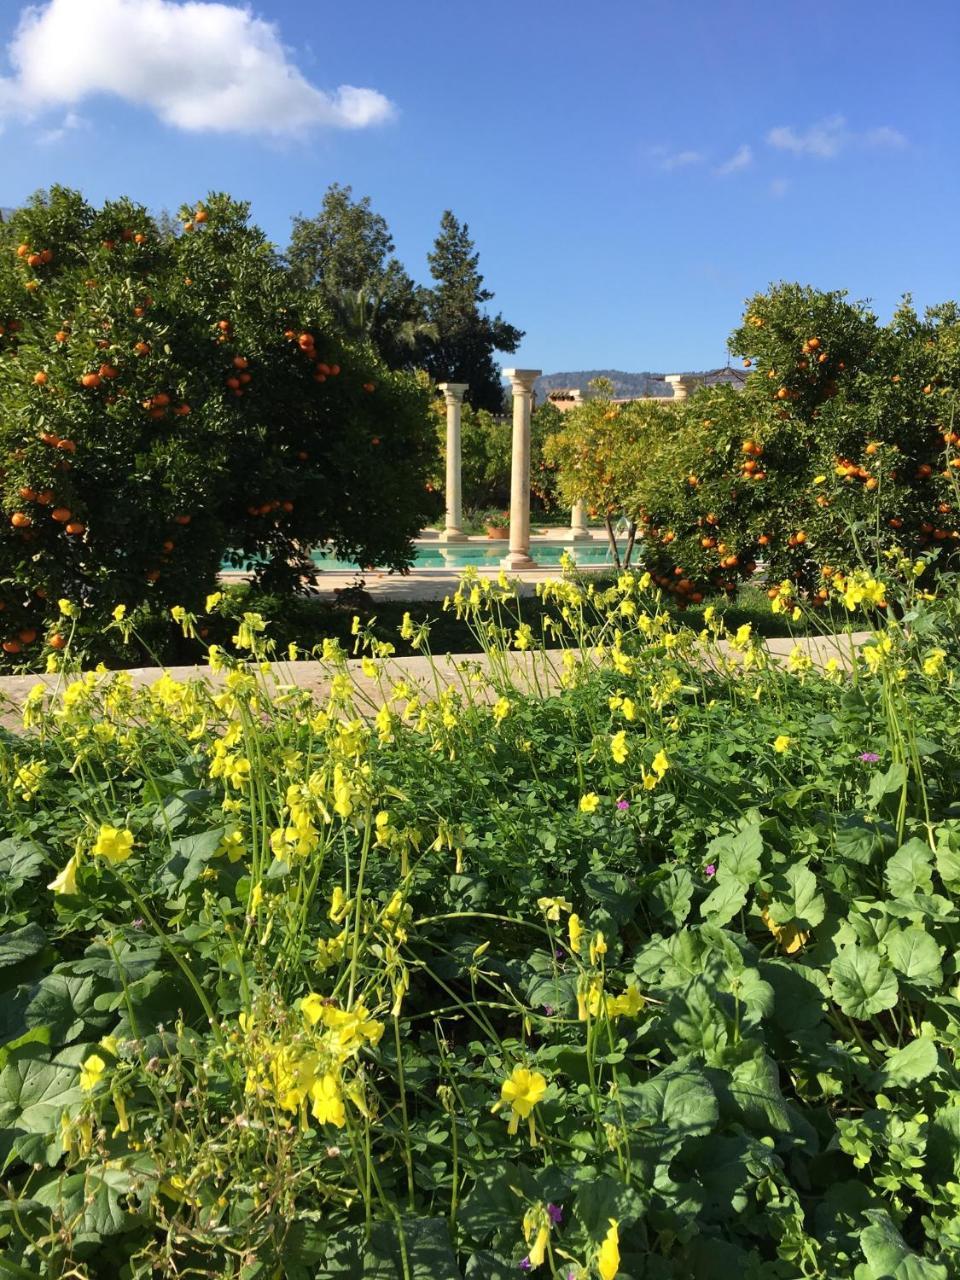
[492,1065,547,1137]
[773,735,791,754]
[48,854,79,895]
[598,1218,621,1279]
[760,906,809,954]
[536,896,571,922]
[579,793,600,814]
[79,1054,107,1092]
[610,731,629,764]
[91,825,134,864]
[568,913,583,954]
[309,1072,346,1126]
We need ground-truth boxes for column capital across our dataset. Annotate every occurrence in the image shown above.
[665,374,700,400]
[502,368,541,394]
[438,382,468,403]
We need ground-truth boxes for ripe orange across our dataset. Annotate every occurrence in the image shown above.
[65,522,85,535]
[16,244,30,258]
[18,628,37,644]
[133,341,150,356]
[757,534,770,546]
[298,333,315,350]
[194,209,208,223]
[10,512,31,528]
[36,490,53,504]
[917,464,933,479]
[806,336,821,350]
[232,356,248,369]
[795,531,807,544]
[55,330,69,343]
[27,253,42,267]
[51,507,71,522]
[218,319,231,331]
[226,376,240,389]
[102,239,116,251]
[99,364,119,379]
[18,486,36,500]
[56,439,76,453]
[363,382,376,393]
[80,372,102,388]
[33,370,48,385]
[2,640,22,654]
[173,514,191,526]
[134,233,147,245]
[329,364,341,376]
[49,633,66,650]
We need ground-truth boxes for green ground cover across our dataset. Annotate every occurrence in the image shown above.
[1,566,959,1278]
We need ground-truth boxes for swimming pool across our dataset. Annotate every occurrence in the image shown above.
[308,539,625,573]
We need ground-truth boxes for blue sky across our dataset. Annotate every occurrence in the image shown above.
[2,0,958,374]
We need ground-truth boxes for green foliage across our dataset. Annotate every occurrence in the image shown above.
[0,186,439,657]
[2,570,960,1274]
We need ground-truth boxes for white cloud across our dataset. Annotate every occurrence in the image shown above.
[766,115,907,159]
[715,143,752,176]
[656,148,703,171]
[38,108,87,145]
[0,0,395,136]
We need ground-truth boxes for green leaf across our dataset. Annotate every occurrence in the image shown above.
[0,1059,84,1134]
[32,1165,139,1239]
[648,868,694,928]
[872,1037,939,1089]
[883,925,943,988]
[0,925,47,971]
[868,763,908,808]
[934,828,960,891]
[830,946,899,1020]
[710,821,763,884]
[574,1174,644,1239]
[24,971,103,1045]
[766,860,826,928]
[700,878,748,927]
[0,838,47,892]
[159,826,225,891]
[885,839,934,898]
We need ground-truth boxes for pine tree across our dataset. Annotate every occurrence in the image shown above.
[424,212,523,412]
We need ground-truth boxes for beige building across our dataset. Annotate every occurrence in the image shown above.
[545,366,746,411]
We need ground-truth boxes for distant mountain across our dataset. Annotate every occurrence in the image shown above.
[534,367,745,400]
[0,208,15,224]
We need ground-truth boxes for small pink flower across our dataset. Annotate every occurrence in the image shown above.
[705,864,716,878]
[616,799,630,811]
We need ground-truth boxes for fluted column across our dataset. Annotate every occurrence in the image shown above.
[438,382,469,542]
[500,368,541,570]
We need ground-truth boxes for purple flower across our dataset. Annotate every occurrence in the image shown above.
[617,799,630,811]
[132,917,145,930]
[554,947,566,962]
[519,1259,532,1272]
[543,1005,555,1017]
[859,751,880,763]
[547,1203,563,1225]
[705,864,716,878]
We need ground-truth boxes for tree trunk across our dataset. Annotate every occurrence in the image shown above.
[623,521,638,569]
[604,512,622,569]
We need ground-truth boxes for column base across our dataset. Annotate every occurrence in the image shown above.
[500,551,537,570]
[569,530,593,543]
[438,530,470,543]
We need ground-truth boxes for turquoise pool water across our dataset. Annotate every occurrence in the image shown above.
[309,540,624,573]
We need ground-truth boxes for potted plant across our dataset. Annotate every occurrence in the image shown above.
[483,510,510,539]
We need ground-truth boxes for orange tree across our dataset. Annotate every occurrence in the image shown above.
[588,285,960,608]
[544,379,672,565]
[0,188,437,660]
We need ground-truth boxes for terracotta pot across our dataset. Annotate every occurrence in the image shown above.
[485,525,509,540]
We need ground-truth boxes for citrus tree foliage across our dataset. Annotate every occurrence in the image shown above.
[0,188,437,656]
[547,286,960,603]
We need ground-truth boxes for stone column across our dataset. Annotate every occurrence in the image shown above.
[665,374,700,401]
[568,391,592,541]
[500,368,541,570]
[570,500,592,542]
[438,382,469,542]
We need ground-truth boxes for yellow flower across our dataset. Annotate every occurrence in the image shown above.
[48,854,79,895]
[492,696,511,723]
[309,1072,346,1126]
[606,983,644,1018]
[492,1065,547,1136]
[923,647,947,678]
[79,1054,107,1092]
[652,748,670,778]
[205,591,222,613]
[568,913,583,953]
[537,896,571,922]
[598,1219,620,1280]
[58,598,78,618]
[579,793,600,814]
[91,825,134,864]
[112,604,127,622]
[610,731,629,764]
[773,735,791,754]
